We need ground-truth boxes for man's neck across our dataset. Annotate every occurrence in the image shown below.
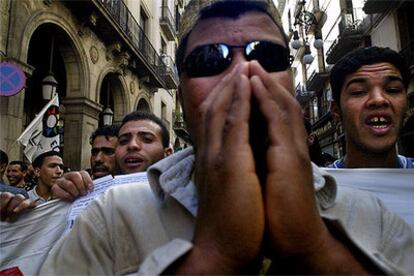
[36,183,52,200]
[344,146,400,168]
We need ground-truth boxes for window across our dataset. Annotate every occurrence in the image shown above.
[140,9,149,35]
[161,38,167,54]
[161,101,170,130]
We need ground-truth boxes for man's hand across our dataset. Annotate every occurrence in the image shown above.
[0,192,36,222]
[250,61,369,273]
[171,63,265,274]
[51,171,93,201]
[250,60,323,254]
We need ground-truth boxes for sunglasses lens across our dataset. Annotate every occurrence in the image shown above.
[184,44,231,77]
[246,41,290,72]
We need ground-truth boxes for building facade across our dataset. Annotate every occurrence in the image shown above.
[277,0,414,159]
[0,0,188,170]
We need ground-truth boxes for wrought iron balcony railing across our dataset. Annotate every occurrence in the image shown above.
[326,11,364,64]
[94,0,173,89]
[306,70,329,92]
[160,4,176,40]
[363,0,401,14]
[173,111,191,142]
[159,54,179,89]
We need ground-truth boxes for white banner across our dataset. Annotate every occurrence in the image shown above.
[0,200,71,275]
[16,95,60,162]
[0,173,148,275]
[326,168,414,230]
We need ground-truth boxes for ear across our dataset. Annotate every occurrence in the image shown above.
[307,133,315,146]
[164,147,173,157]
[331,101,342,123]
[34,168,41,178]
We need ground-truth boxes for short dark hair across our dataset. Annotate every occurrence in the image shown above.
[32,151,62,169]
[0,150,8,165]
[90,125,119,145]
[120,111,170,148]
[330,46,410,105]
[176,0,288,76]
[8,160,28,172]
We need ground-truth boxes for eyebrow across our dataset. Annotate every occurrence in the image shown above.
[344,78,367,89]
[49,163,64,167]
[118,131,156,138]
[384,75,404,83]
[345,75,404,90]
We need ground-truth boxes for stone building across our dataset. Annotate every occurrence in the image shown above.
[0,0,188,170]
[277,0,414,159]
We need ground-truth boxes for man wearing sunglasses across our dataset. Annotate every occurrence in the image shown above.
[41,0,414,274]
[89,124,119,179]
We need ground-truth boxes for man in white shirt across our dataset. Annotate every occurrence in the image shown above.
[40,1,414,274]
[27,151,64,204]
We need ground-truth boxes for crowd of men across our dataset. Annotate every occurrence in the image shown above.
[1,0,413,274]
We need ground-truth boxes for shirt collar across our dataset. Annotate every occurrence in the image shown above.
[147,147,198,216]
[147,148,338,215]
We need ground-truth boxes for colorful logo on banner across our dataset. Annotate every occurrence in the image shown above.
[17,95,60,162]
[43,105,60,137]
[0,62,26,96]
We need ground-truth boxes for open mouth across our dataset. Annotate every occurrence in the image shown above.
[93,166,108,172]
[125,157,144,165]
[366,116,391,129]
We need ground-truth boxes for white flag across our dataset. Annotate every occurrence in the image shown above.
[17,95,60,162]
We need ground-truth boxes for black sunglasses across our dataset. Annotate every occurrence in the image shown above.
[181,40,291,78]
[91,147,115,156]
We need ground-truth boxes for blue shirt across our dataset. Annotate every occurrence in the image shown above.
[0,181,29,198]
[327,155,414,168]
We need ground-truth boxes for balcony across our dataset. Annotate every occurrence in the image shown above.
[306,70,329,92]
[363,0,401,14]
[159,54,179,89]
[173,111,191,142]
[295,83,314,106]
[400,40,414,69]
[160,5,176,41]
[326,13,363,64]
[63,0,177,90]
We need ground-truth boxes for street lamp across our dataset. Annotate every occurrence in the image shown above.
[42,35,58,100]
[303,43,314,64]
[102,106,114,126]
[290,0,323,64]
[102,82,113,125]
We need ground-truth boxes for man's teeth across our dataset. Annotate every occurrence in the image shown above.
[368,116,388,128]
[126,159,140,164]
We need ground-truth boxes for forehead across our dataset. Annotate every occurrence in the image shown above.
[42,155,63,165]
[119,120,162,136]
[186,11,285,55]
[8,164,22,171]
[93,135,117,147]
[344,63,402,83]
